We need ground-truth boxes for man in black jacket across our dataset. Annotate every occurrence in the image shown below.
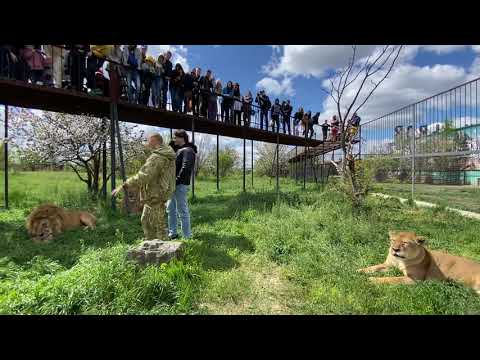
[199,69,213,117]
[167,129,197,239]
[255,90,271,130]
[281,100,293,135]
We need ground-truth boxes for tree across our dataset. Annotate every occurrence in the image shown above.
[322,45,404,206]
[203,146,240,178]
[254,143,290,177]
[8,108,144,196]
[193,133,215,175]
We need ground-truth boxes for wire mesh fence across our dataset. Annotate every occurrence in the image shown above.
[359,76,480,210]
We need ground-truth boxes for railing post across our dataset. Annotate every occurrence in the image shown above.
[4,105,8,209]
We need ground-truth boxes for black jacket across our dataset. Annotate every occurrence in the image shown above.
[183,73,194,92]
[164,60,173,79]
[169,141,198,185]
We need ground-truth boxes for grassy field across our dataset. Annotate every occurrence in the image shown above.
[373,182,480,213]
[1,171,480,314]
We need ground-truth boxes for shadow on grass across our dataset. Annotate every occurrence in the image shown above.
[0,210,143,269]
[191,190,308,226]
[188,230,255,271]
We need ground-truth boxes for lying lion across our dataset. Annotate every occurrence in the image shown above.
[358,231,480,295]
[26,203,96,243]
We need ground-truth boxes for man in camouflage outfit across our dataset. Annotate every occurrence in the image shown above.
[112,133,176,240]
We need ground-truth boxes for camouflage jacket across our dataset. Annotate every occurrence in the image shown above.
[125,144,176,205]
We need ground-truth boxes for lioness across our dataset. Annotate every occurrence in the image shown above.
[26,203,96,243]
[358,231,480,294]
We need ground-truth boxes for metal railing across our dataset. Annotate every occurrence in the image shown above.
[0,44,323,140]
[359,76,480,200]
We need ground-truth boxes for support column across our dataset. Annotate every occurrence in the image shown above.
[276,132,280,195]
[216,134,219,191]
[251,139,254,189]
[110,104,116,211]
[303,133,307,190]
[4,105,8,209]
[411,105,416,201]
[101,120,107,201]
[243,133,246,192]
[114,104,129,214]
[191,118,195,200]
[295,146,298,182]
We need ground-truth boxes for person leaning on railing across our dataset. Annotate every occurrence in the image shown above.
[140,55,155,106]
[87,45,110,95]
[151,54,165,108]
[270,98,282,133]
[192,67,201,116]
[242,90,253,127]
[121,45,142,103]
[255,90,271,131]
[183,69,195,114]
[199,69,214,117]
[281,99,293,135]
[293,107,304,136]
[207,76,219,120]
[222,81,234,123]
[214,80,223,121]
[170,63,185,112]
[233,83,242,126]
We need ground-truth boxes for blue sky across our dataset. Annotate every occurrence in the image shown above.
[143,45,480,159]
[3,45,480,165]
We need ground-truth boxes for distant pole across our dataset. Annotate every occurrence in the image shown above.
[243,133,246,192]
[216,134,219,191]
[110,104,116,211]
[358,125,362,160]
[411,105,416,201]
[114,104,129,214]
[102,119,107,201]
[276,132,280,195]
[303,132,307,190]
[251,139,254,188]
[191,118,195,200]
[295,146,298,182]
[4,105,8,209]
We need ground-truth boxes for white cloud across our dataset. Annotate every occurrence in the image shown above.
[264,45,380,79]
[472,45,480,53]
[319,62,470,124]
[256,77,295,97]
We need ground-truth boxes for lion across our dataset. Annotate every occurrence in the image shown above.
[119,185,144,215]
[26,203,96,243]
[358,231,480,295]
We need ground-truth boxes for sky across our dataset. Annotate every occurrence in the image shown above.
[139,45,480,161]
[3,45,480,166]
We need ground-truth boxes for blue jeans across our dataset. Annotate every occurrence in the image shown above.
[167,184,192,238]
[151,76,163,108]
[127,69,140,103]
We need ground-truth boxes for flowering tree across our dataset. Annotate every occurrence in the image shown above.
[8,108,144,196]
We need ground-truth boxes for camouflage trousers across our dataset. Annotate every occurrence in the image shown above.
[141,202,168,241]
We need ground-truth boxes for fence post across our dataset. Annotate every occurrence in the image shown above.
[4,105,8,209]
[191,117,195,200]
[411,105,416,201]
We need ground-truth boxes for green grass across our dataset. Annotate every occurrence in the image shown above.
[373,182,480,213]
[1,171,480,314]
